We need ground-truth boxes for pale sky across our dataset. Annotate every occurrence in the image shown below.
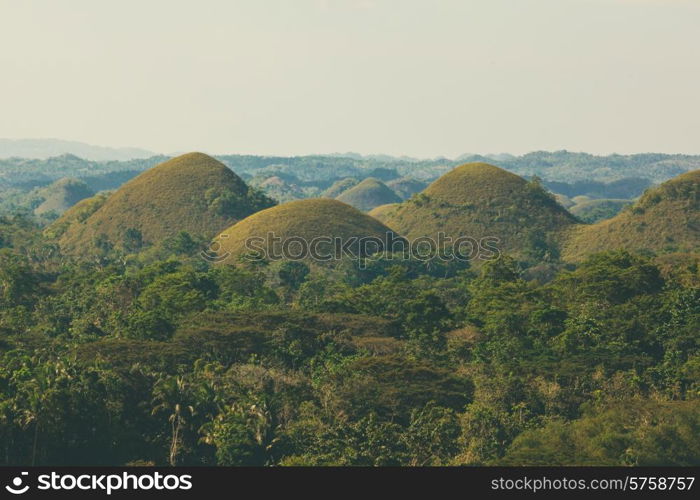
[1,0,699,157]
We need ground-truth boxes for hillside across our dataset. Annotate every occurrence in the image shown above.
[248,173,312,203]
[212,198,400,264]
[44,193,111,240]
[569,198,632,223]
[335,178,402,212]
[374,163,577,261]
[51,152,274,254]
[562,169,700,261]
[368,203,401,220]
[322,178,359,198]
[554,194,575,208]
[33,178,94,216]
[386,177,429,200]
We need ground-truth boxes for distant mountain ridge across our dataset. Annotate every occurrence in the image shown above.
[0,138,156,161]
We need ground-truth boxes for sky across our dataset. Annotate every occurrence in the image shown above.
[1,0,699,158]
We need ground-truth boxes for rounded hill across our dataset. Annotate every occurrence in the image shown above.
[322,178,359,198]
[422,162,529,204]
[375,162,577,261]
[386,177,428,200]
[34,178,94,216]
[53,152,274,254]
[562,169,700,261]
[211,198,401,264]
[335,178,402,212]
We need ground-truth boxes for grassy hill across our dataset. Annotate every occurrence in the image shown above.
[33,177,94,216]
[368,203,401,220]
[50,152,274,254]
[374,162,577,261]
[322,178,359,198]
[249,174,311,203]
[554,193,575,208]
[335,178,402,212]
[562,169,700,261]
[386,177,429,200]
[44,193,111,240]
[569,198,632,223]
[212,198,401,265]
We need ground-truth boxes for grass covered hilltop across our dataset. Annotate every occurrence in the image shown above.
[562,169,700,261]
[47,152,275,255]
[212,198,400,264]
[373,163,577,262]
[0,155,698,467]
[335,178,402,212]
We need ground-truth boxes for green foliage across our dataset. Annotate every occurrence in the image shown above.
[569,198,632,223]
[122,228,143,253]
[0,251,39,308]
[277,261,310,290]
[501,400,700,466]
[553,251,664,304]
[0,203,698,466]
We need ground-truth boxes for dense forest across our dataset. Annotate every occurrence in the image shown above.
[0,217,698,465]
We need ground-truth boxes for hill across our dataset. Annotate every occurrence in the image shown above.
[322,178,359,198]
[211,198,400,265]
[569,198,632,223]
[249,174,309,203]
[51,152,274,254]
[44,193,111,240]
[368,203,401,220]
[386,177,429,200]
[335,178,402,212]
[562,170,700,261]
[554,194,575,208]
[374,163,577,261]
[33,178,94,216]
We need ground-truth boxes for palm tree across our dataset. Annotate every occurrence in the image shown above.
[152,375,197,466]
[16,357,69,465]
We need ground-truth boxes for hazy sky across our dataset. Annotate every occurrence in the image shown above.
[1,0,699,157]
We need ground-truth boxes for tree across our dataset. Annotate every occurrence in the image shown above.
[277,261,310,291]
[0,251,37,307]
[152,375,199,466]
[123,228,144,253]
[403,403,461,465]
[200,402,272,466]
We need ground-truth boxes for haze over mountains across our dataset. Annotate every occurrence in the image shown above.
[0,138,155,161]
